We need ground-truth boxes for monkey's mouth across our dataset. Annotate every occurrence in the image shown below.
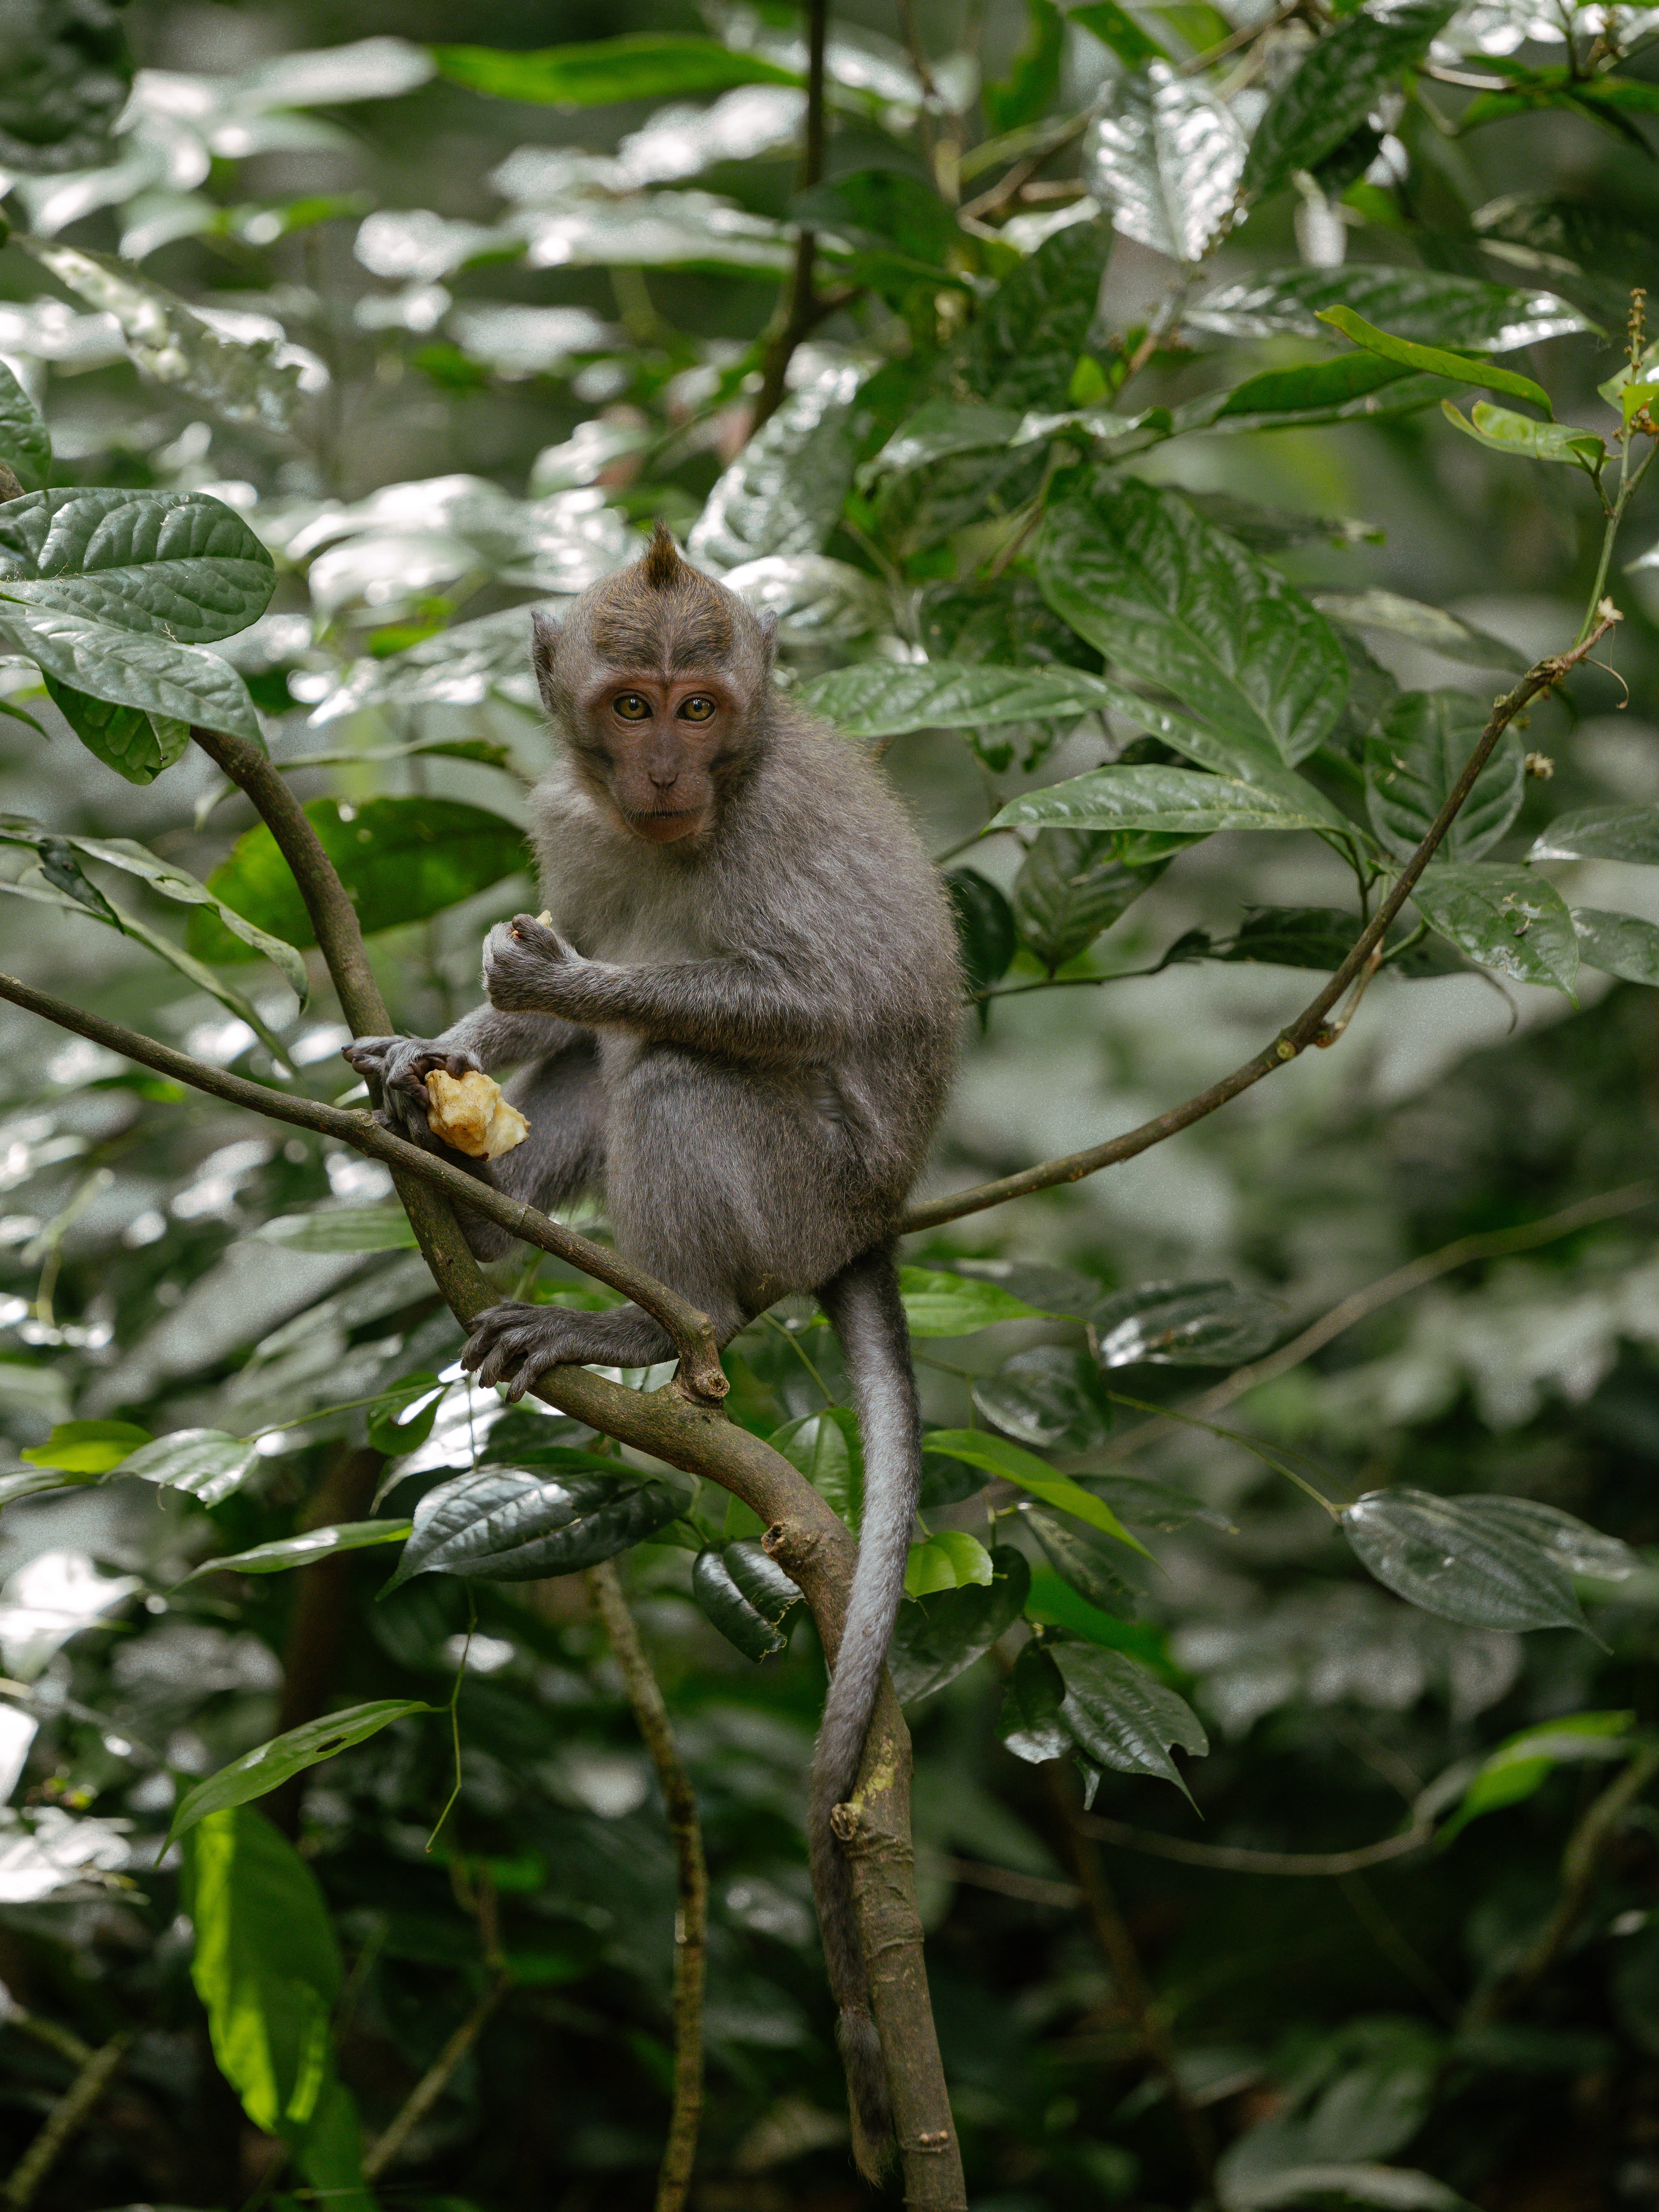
[625,805,707,843]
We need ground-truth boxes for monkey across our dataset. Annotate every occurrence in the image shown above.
[344,523,962,2176]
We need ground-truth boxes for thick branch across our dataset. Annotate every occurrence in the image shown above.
[905,610,1621,1233]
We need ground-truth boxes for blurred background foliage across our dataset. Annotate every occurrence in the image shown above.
[1,0,1659,2208]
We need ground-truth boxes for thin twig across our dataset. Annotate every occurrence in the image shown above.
[750,0,829,433]
[904,607,1622,1233]
[361,1976,508,2180]
[587,1559,708,2212]
[2,2031,129,2208]
[1076,1809,1435,1877]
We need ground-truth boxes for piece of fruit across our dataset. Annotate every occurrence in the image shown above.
[425,1068,529,1159]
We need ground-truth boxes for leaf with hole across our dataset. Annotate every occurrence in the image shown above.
[167,1701,430,1848]
[186,1523,415,1580]
[1188,265,1594,352]
[1571,908,1659,986]
[21,1420,151,1475]
[1093,1279,1284,1367]
[770,1407,863,1529]
[384,1460,684,1588]
[1052,1642,1208,1801]
[972,1346,1115,1453]
[1532,806,1659,865]
[993,764,1341,838]
[1341,1487,1603,1631]
[1364,692,1525,863]
[1408,863,1578,995]
[1037,476,1347,768]
[888,1544,1031,1704]
[1013,830,1163,971]
[692,1539,803,1662]
[0,607,263,751]
[120,1429,260,1506]
[1242,0,1460,199]
[897,1267,1044,1337]
[922,1430,1149,1554]
[1084,63,1245,264]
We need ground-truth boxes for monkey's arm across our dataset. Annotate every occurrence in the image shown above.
[483,916,838,1064]
[343,1007,585,1149]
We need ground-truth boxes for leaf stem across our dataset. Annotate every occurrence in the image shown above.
[424,1594,475,1855]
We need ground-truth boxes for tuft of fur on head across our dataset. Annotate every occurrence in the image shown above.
[640,517,683,591]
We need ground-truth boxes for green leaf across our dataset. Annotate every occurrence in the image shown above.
[973,1345,1115,1453]
[897,1267,1045,1336]
[1013,829,1162,970]
[1342,1487,1598,1631]
[254,1208,419,1253]
[947,868,1019,1002]
[1082,1473,1235,1534]
[385,1460,685,1588]
[688,360,862,572]
[366,1371,446,1458]
[1070,0,1170,66]
[798,657,1117,739]
[0,0,131,174]
[954,216,1113,414]
[1571,908,1659,986]
[1532,806,1659,866]
[0,607,263,750]
[770,1407,863,1529]
[923,1430,1151,1554]
[1364,693,1525,863]
[0,363,49,492]
[992,764,1340,837]
[905,1530,995,1597]
[194,797,528,959]
[984,0,1065,131]
[1315,591,1528,673]
[1027,1507,1145,1613]
[1213,350,1421,425]
[0,490,275,643]
[120,1430,260,1507]
[1242,0,1460,199]
[692,1539,804,1661]
[888,1545,1031,1703]
[793,169,961,268]
[1188,265,1595,352]
[186,1522,415,1580]
[1441,1711,1636,1842]
[1093,1278,1284,1366]
[1037,476,1348,768]
[168,1701,430,1848]
[1208,906,1360,971]
[1408,862,1579,995]
[860,401,1023,484]
[20,1419,151,1475]
[1052,1642,1208,1800]
[40,677,190,786]
[1442,399,1605,470]
[434,36,802,105]
[998,1640,1072,1762]
[1319,305,1554,416]
[1085,63,1245,263]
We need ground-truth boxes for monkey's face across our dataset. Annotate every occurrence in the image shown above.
[579,675,737,842]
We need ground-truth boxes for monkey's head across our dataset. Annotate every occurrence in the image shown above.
[531,523,775,845]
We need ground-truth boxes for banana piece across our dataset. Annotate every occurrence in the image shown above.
[424,1068,530,1159]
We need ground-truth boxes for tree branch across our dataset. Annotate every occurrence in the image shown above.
[2,2031,128,2209]
[362,1975,508,2181]
[750,0,829,434]
[904,609,1621,1233]
[1075,1808,1435,1877]
[587,1559,707,2212]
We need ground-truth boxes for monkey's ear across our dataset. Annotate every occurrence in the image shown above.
[757,607,780,671]
[530,608,561,706]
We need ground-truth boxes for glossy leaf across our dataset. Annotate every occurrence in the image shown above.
[1475,1495,1640,1582]
[186,1523,415,1580]
[0,490,275,643]
[120,1429,260,1507]
[861,401,1022,483]
[993,764,1339,838]
[904,1531,995,1597]
[1014,830,1160,970]
[1083,1473,1236,1535]
[0,607,263,749]
[770,1407,863,1529]
[798,658,1116,739]
[922,1430,1150,1554]
[888,1545,1031,1704]
[1571,908,1659,986]
[366,1371,446,1458]
[435,36,802,105]
[1037,476,1347,768]
[1531,806,1659,865]
[1314,591,1528,673]
[998,1641,1072,1763]
[897,1267,1044,1336]
[972,1345,1115,1453]
[1364,692,1525,863]
[1319,306,1554,417]
[194,798,528,959]
[1441,399,1605,470]
[20,1419,151,1475]
[1208,906,1360,971]
[1408,863,1578,995]
[168,1701,429,1847]
[0,363,49,492]
[1441,1711,1636,1840]
[1027,1508,1145,1613]
[1242,0,1460,199]
[688,360,861,572]
[385,1460,684,1588]
[1342,1487,1593,1631]
[947,868,1019,1001]
[254,1208,419,1253]
[1188,265,1595,352]
[1094,1279,1284,1367]
[692,1540,803,1662]
[1052,1642,1209,1800]
[1085,63,1245,264]
[954,217,1113,414]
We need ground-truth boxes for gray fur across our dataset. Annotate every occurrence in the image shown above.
[344,540,961,2169]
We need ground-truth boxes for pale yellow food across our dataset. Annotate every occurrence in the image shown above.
[424,1068,530,1160]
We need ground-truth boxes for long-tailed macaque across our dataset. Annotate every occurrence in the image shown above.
[344,524,961,2174]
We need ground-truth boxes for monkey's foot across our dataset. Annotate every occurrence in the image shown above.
[341,1035,482,1147]
[461,1299,674,1401]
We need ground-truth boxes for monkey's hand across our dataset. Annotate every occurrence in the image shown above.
[482,914,591,1015]
[460,1300,585,1402]
[341,1035,485,1152]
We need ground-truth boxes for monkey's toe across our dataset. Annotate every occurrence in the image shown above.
[462,1302,576,1400]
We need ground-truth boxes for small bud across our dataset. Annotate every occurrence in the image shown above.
[1524,752,1554,780]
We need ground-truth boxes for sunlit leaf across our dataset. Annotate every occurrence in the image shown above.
[1093,1278,1284,1366]
[689,360,862,572]
[1188,265,1595,351]
[889,1545,1031,1704]
[1242,0,1460,199]
[1364,692,1524,863]
[1052,1642,1208,1801]
[993,763,1340,837]
[435,36,802,106]
[168,1702,429,1847]
[1408,862,1578,995]
[1441,399,1605,470]
[1342,1487,1599,1631]
[922,1431,1150,1553]
[1571,908,1659,986]
[905,1530,995,1597]
[119,1429,260,1507]
[897,1267,1044,1336]
[0,490,275,643]
[385,1460,684,1588]
[20,1419,151,1475]
[1085,62,1245,264]
[185,1522,415,1580]
[1531,805,1659,865]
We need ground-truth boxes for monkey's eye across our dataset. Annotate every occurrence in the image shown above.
[612,693,651,721]
[678,695,716,723]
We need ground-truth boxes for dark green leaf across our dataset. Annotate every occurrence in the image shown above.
[1052,1642,1208,1800]
[1215,350,1419,424]
[1183,493,1385,553]
[1533,806,1659,864]
[998,1640,1072,1762]
[21,1419,150,1475]
[168,1702,429,1847]
[120,1429,260,1506]
[897,1267,1044,1336]
[186,1523,415,1580]
[947,1258,1102,1319]
[1037,476,1348,767]
[0,490,275,642]
[366,1372,446,1458]
[1070,0,1170,66]
[434,36,802,106]
[973,1346,1115,1453]
[923,1431,1149,1552]
[1409,863,1578,995]
[861,401,1023,483]
[688,361,861,571]
[1342,1488,1591,1632]
[1027,1507,1146,1613]
[770,1407,863,1528]
[993,763,1341,837]
[41,677,190,787]
[947,867,1019,998]
[1189,265,1595,352]
[0,607,263,750]
[793,169,961,267]
[1013,829,1162,969]
[0,0,131,173]
[888,1545,1031,1703]
[34,836,121,925]
[1210,906,1360,970]
[1080,1473,1236,1534]
[1571,908,1659,986]
[1093,1279,1283,1366]
[0,363,48,492]
[1442,399,1605,470]
[692,1540,803,1662]
[1085,63,1245,263]
[984,0,1065,132]
[1242,0,1460,199]
[1364,692,1525,862]
[385,1460,684,1588]
[194,798,527,959]
[954,217,1113,412]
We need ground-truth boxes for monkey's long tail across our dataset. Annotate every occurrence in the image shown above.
[812,1243,923,2184]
